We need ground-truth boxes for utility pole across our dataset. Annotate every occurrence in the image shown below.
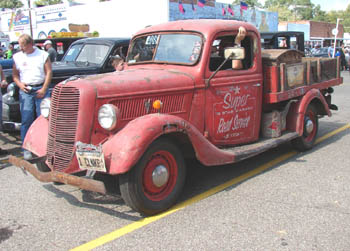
[28,0,33,37]
[332,18,342,58]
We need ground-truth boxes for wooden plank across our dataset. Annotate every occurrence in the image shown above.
[317,58,321,82]
[280,63,286,92]
[306,61,311,85]
[264,77,343,104]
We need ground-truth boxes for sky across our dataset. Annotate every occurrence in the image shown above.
[21,0,348,12]
[218,0,348,12]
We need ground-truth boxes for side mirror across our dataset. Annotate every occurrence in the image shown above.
[224,47,245,60]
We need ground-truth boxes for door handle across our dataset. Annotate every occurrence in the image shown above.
[253,83,261,87]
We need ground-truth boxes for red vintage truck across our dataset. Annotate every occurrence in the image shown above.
[10,19,342,216]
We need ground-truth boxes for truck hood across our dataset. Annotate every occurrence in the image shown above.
[67,67,195,96]
[51,61,102,80]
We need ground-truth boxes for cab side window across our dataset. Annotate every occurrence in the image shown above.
[107,45,129,69]
[209,34,254,72]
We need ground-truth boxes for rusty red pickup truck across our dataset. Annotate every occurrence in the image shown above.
[10,19,343,216]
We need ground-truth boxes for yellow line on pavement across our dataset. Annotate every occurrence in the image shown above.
[71,124,350,251]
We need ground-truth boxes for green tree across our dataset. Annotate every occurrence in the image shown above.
[311,5,328,22]
[0,0,23,8]
[231,0,263,8]
[265,0,314,21]
[265,4,293,22]
[34,0,63,7]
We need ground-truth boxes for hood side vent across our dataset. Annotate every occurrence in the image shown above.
[111,94,185,120]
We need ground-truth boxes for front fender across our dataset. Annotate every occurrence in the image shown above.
[292,89,331,135]
[103,114,237,174]
[23,116,49,156]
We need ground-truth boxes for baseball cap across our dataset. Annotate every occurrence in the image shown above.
[43,40,52,46]
[111,55,122,60]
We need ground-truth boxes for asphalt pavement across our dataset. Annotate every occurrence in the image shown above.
[0,71,349,251]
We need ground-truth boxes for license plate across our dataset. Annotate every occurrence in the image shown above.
[75,141,106,172]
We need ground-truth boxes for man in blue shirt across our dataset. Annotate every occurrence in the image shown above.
[328,43,335,58]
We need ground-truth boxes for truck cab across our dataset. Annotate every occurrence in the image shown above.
[10,20,342,216]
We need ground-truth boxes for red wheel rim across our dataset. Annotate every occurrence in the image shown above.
[142,150,178,201]
[304,109,317,142]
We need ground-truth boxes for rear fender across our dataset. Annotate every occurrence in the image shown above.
[287,89,330,135]
[103,114,236,174]
[23,116,49,156]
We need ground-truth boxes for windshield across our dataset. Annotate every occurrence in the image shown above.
[127,33,202,65]
[63,43,110,64]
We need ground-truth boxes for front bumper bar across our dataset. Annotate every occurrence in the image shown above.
[8,155,107,194]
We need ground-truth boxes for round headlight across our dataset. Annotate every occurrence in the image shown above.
[7,83,16,97]
[40,98,51,118]
[98,104,118,130]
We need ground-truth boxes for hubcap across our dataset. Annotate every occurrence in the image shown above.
[305,118,314,134]
[152,165,169,187]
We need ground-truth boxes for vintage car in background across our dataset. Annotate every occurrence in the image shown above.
[0,36,85,75]
[2,37,130,131]
[311,47,329,57]
[261,31,305,54]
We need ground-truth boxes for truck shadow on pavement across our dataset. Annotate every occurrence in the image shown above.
[0,131,22,169]
[42,184,142,221]
[181,121,350,201]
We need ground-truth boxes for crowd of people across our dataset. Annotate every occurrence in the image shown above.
[310,42,350,70]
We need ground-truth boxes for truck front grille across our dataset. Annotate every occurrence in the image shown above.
[47,85,80,171]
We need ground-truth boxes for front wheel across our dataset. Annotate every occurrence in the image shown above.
[119,139,186,216]
[292,104,318,151]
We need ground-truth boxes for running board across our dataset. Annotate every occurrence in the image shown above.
[221,132,300,163]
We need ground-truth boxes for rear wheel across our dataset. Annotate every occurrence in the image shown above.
[119,139,186,216]
[292,104,318,151]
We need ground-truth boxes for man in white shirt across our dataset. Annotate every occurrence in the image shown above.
[12,34,52,160]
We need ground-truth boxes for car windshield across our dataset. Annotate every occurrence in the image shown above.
[314,47,328,54]
[127,33,202,65]
[62,43,110,64]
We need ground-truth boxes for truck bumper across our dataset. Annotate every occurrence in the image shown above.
[8,155,107,195]
[2,121,21,131]
[2,95,21,131]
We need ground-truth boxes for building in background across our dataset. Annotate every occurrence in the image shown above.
[0,0,278,42]
[279,20,345,47]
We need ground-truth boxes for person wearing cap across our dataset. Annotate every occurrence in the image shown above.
[12,34,52,160]
[44,40,58,62]
[111,55,125,71]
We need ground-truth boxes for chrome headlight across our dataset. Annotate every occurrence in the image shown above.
[98,104,118,130]
[40,98,51,118]
[7,83,16,97]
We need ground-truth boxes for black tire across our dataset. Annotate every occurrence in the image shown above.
[119,139,186,216]
[292,104,318,151]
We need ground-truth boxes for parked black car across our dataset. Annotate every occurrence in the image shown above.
[2,37,130,131]
[311,47,329,58]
